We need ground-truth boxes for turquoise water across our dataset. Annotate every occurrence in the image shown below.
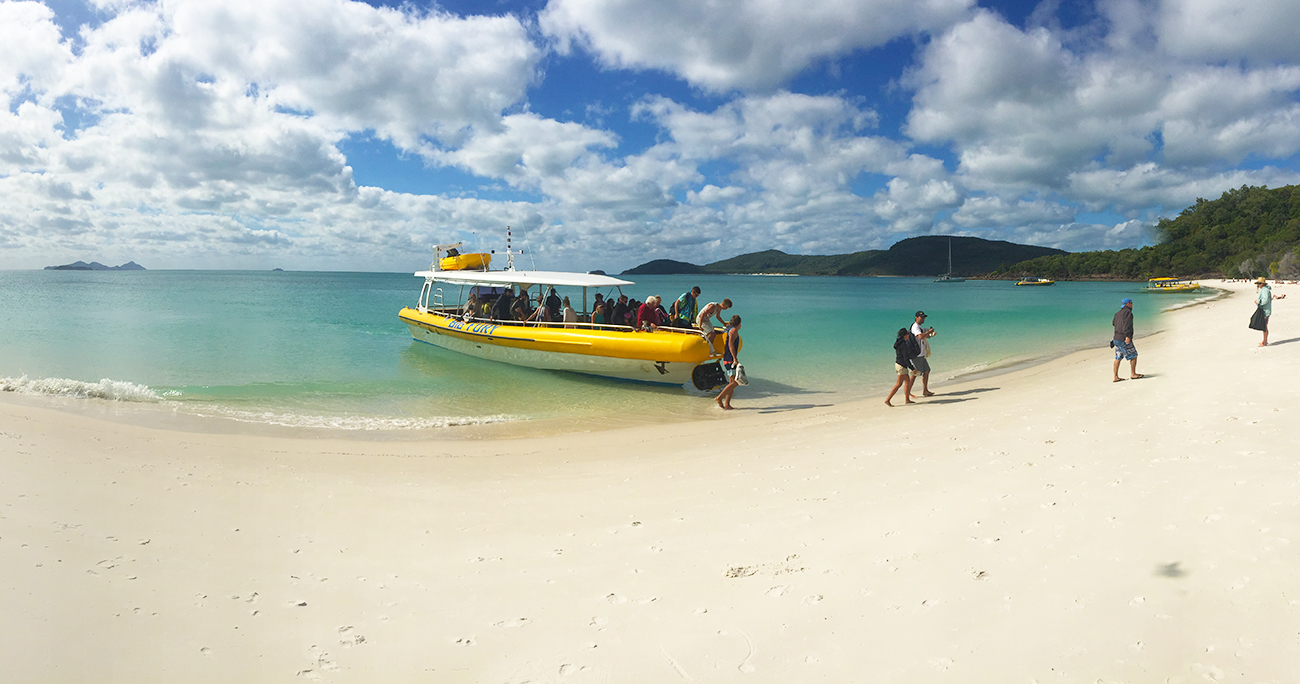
[0,270,1205,431]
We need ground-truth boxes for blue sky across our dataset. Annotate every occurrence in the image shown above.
[2,0,1299,272]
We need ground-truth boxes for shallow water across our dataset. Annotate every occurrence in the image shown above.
[0,269,1208,431]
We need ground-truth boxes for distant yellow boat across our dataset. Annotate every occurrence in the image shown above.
[1015,277,1055,286]
[1144,277,1200,293]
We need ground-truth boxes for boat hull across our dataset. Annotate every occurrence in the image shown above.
[399,308,718,387]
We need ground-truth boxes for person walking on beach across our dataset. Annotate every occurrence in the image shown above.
[1111,297,1142,382]
[716,315,743,410]
[1254,277,1286,346]
[886,328,921,406]
[909,311,936,397]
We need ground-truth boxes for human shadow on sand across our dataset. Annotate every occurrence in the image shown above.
[934,386,999,397]
[1266,337,1300,346]
[916,386,998,405]
[755,403,835,414]
[723,377,820,400]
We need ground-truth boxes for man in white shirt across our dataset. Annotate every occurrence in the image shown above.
[910,311,936,397]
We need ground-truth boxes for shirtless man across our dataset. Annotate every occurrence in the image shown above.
[695,298,732,342]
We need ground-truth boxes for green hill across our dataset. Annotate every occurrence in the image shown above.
[621,259,705,275]
[622,236,1066,277]
[993,185,1300,279]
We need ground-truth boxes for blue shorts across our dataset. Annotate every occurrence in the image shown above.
[1112,339,1137,361]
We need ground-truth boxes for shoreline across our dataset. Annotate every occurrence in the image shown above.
[5,281,1299,682]
[0,285,1225,441]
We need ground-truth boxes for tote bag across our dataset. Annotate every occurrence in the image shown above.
[1249,306,1268,331]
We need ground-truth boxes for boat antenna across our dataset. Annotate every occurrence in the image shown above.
[505,226,517,272]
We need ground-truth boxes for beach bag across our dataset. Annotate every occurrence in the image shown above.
[734,364,749,386]
[1249,306,1268,331]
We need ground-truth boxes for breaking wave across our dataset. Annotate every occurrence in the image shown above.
[0,375,164,402]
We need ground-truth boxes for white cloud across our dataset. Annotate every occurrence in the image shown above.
[540,0,974,92]
[0,0,545,269]
[1155,0,1300,63]
[904,8,1300,214]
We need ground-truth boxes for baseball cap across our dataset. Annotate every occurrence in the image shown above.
[915,311,927,317]
[1120,297,1132,305]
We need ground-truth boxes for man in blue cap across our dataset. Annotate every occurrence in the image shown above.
[1111,297,1142,382]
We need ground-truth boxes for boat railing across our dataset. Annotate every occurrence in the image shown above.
[430,306,709,338]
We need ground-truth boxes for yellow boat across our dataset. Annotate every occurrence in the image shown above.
[398,249,732,390]
[1144,277,1200,293]
[1015,277,1055,286]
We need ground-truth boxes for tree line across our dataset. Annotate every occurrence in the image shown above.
[991,184,1300,279]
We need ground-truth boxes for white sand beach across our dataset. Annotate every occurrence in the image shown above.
[2,281,1297,683]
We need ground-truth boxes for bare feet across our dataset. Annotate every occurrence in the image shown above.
[1260,342,1268,347]
[922,391,936,397]
[885,400,893,407]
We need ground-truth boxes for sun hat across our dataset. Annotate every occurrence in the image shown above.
[1256,276,1268,284]
[1121,297,1132,305]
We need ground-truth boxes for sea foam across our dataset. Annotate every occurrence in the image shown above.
[0,375,164,402]
[195,407,519,431]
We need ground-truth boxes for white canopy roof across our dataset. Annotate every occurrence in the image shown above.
[415,269,634,288]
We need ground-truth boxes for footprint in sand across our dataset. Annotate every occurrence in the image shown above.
[766,585,790,597]
[454,637,476,646]
[801,594,823,606]
[296,645,338,679]
[200,647,212,656]
[338,625,366,647]
[493,617,531,628]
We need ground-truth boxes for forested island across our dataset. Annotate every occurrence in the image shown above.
[994,185,1300,280]
[44,261,146,271]
[623,236,1064,277]
[625,185,1300,280]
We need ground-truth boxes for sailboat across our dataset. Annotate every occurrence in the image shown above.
[934,238,966,283]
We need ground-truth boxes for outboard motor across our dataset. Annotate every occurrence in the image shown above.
[692,361,728,391]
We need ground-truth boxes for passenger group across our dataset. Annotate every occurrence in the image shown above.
[461,284,733,336]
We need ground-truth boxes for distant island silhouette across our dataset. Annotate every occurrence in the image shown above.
[622,236,1065,277]
[44,261,146,271]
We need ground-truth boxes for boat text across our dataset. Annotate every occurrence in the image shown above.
[447,320,499,335]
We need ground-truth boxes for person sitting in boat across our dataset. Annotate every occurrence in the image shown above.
[611,295,631,329]
[637,296,666,331]
[462,293,478,320]
[545,287,563,323]
[513,292,535,322]
[592,293,605,320]
[490,288,513,322]
[654,296,672,326]
[562,297,577,327]
[591,301,608,325]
